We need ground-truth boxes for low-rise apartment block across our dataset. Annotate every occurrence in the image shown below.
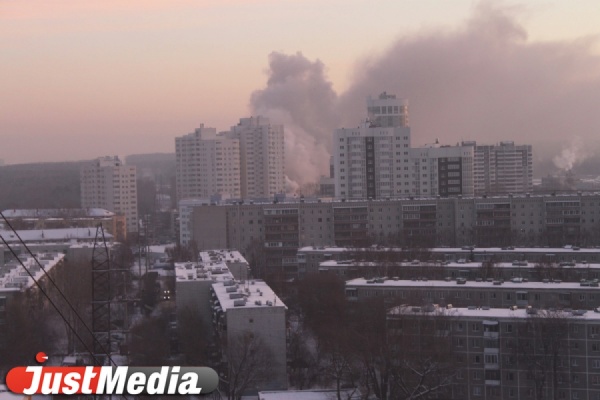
[174,249,287,394]
[387,305,600,399]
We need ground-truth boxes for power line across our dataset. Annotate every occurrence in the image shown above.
[0,214,130,400]
[0,212,113,360]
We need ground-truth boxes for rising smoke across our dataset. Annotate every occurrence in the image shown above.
[250,52,339,192]
[251,3,600,188]
[553,137,588,171]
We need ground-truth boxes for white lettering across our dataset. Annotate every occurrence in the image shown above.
[167,366,180,394]
[146,367,169,395]
[22,367,42,396]
[80,367,97,394]
[126,372,146,395]
[178,372,201,395]
[41,372,61,394]
[97,367,128,394]
[61,372,81,395]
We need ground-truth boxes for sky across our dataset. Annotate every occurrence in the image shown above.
[2,0,600,184]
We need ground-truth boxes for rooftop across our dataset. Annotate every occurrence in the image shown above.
[345,277,600,291]
[0,228,112,243]
[388,305,600,321]
[320,259,600,270]
[299,245,600,255]
[0,252,65,292]
[1,208,115,218]
[182,191,600,208]
[212,279,285,312]
[258,389,360,400]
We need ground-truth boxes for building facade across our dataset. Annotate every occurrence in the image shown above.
[463,141,533,195]
[175,250,287,393]
[387,305,600,399]
[227,117,285,199]
[80,156,138,235]
[410,144,475,197]
[187,192,600,278]
[175,124,241,202]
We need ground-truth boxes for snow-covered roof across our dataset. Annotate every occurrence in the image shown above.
[0,228,112,243]
[175,261,234,283]
[1,208,115,218]
[299,246,600,255]
[199,249,248,265]
[345,277,600,291]
[388,305,600,321]
[212,279,285,312]
[0,252,65,292]
[320,259,600,270]
[259,389,360,400]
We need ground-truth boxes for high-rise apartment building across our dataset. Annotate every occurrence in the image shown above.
[80,156,138,235]
[334,93,531,199]
[335,92,475,199]
[367,91,409,128]
[463,141,533,195]
[334,121,412,199]
[175,124,241,202]
[410,143,475,197]
[227,117,285,199]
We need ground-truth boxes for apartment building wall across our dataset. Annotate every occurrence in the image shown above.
[80,156,138,234]
[366,91,409,128]
[189,193,600,277]
[387,307,600,399]
[346,278,600,310]
[175,125,241,202]
[464,141,533,195]
[228,117,285,199]
[410,145,475,197]
[334,123,412,199]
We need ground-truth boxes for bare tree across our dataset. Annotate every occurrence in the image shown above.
[226,331,275,400]
[177,306,209,365]
[48,258,93,354]
[516,309,570,400]
[0,291,55,373]
[287,319,321,389]
[129,313,171,366]
[387,306,459,400]
[319,329,361,400]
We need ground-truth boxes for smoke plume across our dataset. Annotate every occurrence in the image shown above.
[250,52,339,190]
[252,3,600,187]
[553,137,588,171]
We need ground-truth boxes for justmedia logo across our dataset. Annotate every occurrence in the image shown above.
[5,352,219,395]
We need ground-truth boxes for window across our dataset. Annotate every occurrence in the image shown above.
[485,354,498,364]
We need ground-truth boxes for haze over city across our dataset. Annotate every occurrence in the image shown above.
[3,0,600,185]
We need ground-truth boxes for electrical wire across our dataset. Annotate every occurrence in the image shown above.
[0,214,131,400]
[0,213,114,361]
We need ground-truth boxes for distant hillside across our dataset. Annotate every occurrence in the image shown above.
[0,161,87,210]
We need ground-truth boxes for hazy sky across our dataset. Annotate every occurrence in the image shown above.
[2,1,600,173]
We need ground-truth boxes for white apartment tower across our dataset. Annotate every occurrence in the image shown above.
[175,124,241,201]
[367,91,409,128]
[334,122,412,199]
[410,143,475,197]
[463,141,533,195]
[228,117,285,199]
[335,93,412,199]
[80,156,138,234]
